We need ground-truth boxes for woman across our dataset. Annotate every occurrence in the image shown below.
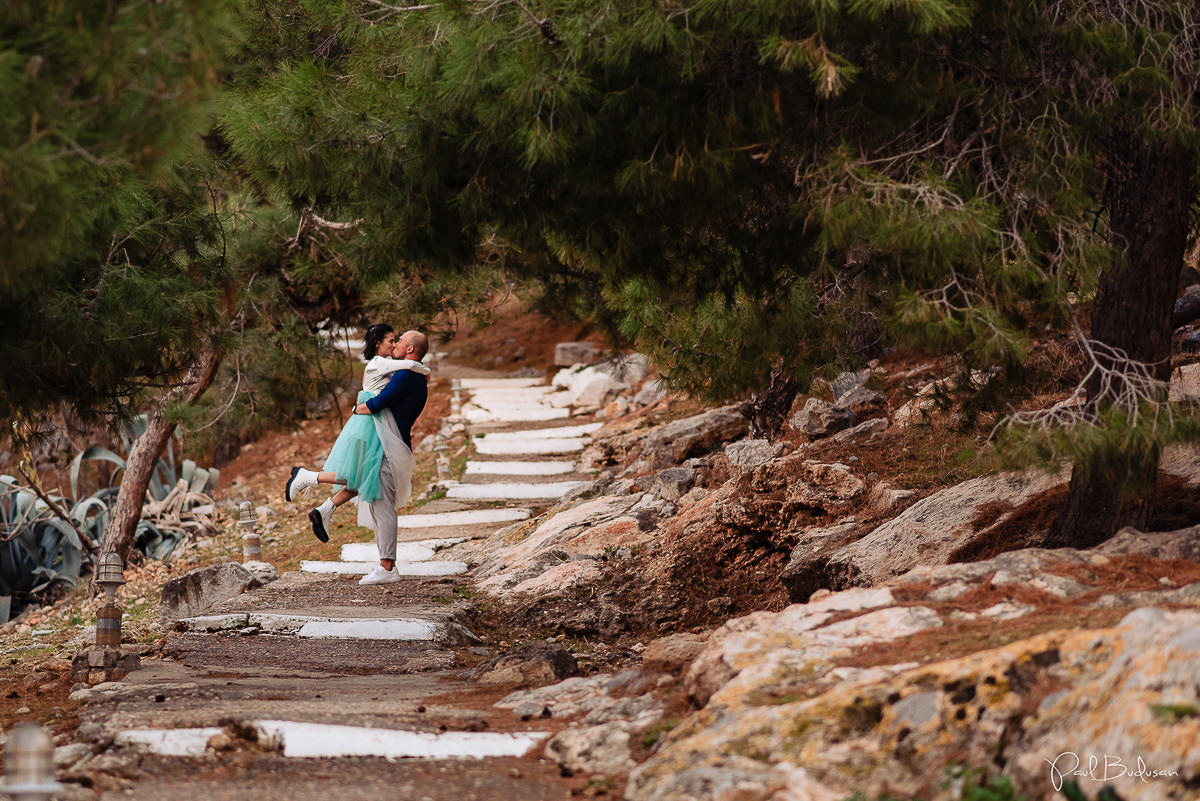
[285,323,430,542]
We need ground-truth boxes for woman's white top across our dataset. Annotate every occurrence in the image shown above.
[363,356,431,392]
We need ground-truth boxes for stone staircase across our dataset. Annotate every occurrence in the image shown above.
[79,374,599,792]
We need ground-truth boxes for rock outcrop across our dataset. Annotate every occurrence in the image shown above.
[630,605,1200,801]
[782,469,1061,601]
[159,563,261,620]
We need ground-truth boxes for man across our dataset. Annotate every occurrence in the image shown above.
[351,329,429,584]
[285,329,429,585]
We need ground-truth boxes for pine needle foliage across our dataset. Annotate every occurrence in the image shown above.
[224,0,1084,392]
[226,0,1200,540]
[0,0,244,431]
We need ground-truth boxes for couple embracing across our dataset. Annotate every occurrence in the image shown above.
[285,324,429,585]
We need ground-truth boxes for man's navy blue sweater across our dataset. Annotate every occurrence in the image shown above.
[364,370,427,449]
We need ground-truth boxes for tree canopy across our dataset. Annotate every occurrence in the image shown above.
[0,0,242,428]
[225,0,1199,542]
[4,0,1198,547]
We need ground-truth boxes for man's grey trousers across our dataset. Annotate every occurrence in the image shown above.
[369,455,399,561]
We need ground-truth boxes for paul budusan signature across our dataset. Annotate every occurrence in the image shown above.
[1046,752,1180,790]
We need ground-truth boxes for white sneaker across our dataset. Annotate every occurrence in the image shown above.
[285,467,319,501]
[358,565,401,585]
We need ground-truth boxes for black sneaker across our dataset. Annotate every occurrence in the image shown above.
[309,507,330,543]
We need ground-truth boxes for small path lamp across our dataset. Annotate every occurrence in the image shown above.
[435,436,451,480]
[95,552,125,649]
[1,722,63,801]
[238,502,261,563]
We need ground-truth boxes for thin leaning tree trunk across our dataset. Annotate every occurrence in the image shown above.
[93,348,220,592]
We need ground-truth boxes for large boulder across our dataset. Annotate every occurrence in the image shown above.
[568,368,619,406]
[787,461,865,507]
[828,416,889,446]
[1161,443,1200,486]
[474,494,659,596]
[641,632,710,675]
[779,521,868,602]
[472,641,579,686]
[789,398,856,439]
[637,405,748,470]
[832,383,886,416]
[630,540,1200,801]
[723,439,775,474]
[831,370,872,401]
[1169,362,1200,402]
[495,671,663,725]
[652,467,695,503]
[159,563,261,620]
[546,724,636,776]
[818,469,1059,589]
[1097,524,1200,562]
[555,341,599,366]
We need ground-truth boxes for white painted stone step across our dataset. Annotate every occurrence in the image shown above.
[463,405,570,423]
[116,728,223,757]
[340,542,435,562]
[256,720,549,759]
[476,423,602,440]
[395,508,531,528]
[467,387,555,401]
[116,723,548,759]
[464,460,576,476]
[458,378,545,389]
[445,481,586,501]
[474,437,586,456]
[301,560,468,576]
[179,613,478,644]
[297,619,446,640]
[339,538,470,563]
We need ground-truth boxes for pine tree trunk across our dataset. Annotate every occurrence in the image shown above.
[93,348,220,591]
[741,369,797,441]
[1047,130,1196,548]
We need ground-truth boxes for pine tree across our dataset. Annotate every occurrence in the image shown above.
[2,2,366,572]
[0,0,242,429]
[225,0,1200,546]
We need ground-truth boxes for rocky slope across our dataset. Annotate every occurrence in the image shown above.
[457,354,1200,801]
[4,342,1199,801]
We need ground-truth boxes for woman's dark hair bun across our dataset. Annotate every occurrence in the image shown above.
[362,323,395,360]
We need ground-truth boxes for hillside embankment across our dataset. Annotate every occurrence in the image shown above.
[3,308,1200,801]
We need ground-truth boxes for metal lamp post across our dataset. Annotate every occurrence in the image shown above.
[95,552,125,649]
[238,501,261,563]
[1,722,63,801]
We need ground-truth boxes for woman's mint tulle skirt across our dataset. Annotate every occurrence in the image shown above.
[322,390,384,502]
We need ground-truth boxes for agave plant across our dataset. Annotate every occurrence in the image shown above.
[69,417,220,561]
[0,475,85,623]
[0,417,220,623]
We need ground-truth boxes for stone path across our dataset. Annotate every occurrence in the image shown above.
[78,370,596,799]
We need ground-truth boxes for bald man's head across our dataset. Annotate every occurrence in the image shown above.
[399,330,429,361]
